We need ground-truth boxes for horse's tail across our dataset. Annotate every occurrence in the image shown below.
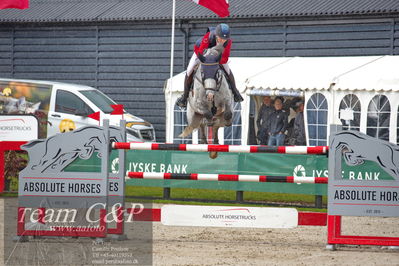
[179,126,195,138]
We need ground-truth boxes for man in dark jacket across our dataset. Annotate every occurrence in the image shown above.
[256,96,274,145]
[267,97,288,146]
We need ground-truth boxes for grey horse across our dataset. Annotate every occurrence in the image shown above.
[179,45,233,152]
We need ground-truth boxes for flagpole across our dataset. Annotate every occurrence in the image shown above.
[168,0,176,143]
[170,0,175,81]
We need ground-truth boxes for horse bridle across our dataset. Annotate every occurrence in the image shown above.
[198,62,223,91]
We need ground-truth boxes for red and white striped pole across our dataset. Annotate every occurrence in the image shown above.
[113,142,328,155]
[127,172,328,184]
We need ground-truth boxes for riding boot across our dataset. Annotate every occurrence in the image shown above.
[227,71,244,102]
[176,72,194,108]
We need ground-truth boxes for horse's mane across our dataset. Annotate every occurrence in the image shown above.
[212,43,224,55]
[204,43,224,58]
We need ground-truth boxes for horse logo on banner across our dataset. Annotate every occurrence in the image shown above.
[330,131,399,180]
[21,126,123,174]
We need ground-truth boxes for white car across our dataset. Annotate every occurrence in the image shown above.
[0,78,156,142]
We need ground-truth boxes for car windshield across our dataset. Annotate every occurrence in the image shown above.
[79,90,120,114]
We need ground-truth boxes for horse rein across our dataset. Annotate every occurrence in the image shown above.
[200,62,219,66]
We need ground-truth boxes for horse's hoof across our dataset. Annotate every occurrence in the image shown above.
[209,152,218,159]
[224,111,232,121]
[211,106,217,115]
[204,112,213,120]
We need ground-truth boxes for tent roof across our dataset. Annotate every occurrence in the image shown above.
[165,55,399,94]
[332,56,399,91]
[245,55,399,92]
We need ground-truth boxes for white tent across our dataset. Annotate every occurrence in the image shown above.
[245,55,399,143]
[165,56,399,144]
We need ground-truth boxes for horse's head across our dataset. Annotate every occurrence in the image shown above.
[198,45,224,102]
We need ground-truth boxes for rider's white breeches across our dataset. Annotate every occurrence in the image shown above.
[186,53,231,76]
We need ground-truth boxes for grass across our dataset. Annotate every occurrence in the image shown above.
[125,186,327,212]
[2,185,327,213]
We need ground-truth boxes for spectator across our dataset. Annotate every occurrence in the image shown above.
[256,96,274,144]
[293,101,306,145]
[285,115,296,146]
[285,99,301,145]
[267,97,288,146]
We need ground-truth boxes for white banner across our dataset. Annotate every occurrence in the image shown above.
[0,115,38,141]
[161,205,298,228]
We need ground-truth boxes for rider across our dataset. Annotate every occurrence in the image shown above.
[176,23,244,108]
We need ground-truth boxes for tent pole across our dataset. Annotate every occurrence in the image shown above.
[168,0,176,142]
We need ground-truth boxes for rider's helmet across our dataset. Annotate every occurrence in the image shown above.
[215,23,230,40]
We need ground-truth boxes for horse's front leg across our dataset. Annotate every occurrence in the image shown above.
[213,125,219,144]
[199,123,207,144]
[223,103,233,127]
[204,110,214,125]
[198,105,214,126]
[207,125,219,159]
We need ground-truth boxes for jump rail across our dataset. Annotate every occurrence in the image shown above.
[113,142,328,155]
[127,172,328,184]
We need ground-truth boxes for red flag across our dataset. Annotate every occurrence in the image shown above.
[0,0,29,9]
[192,0,230,17]
[110,104,124,115]
[88,111,100,121]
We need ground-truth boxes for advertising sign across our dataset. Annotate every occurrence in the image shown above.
[328,128,399,217]
[0,115,38,141]
[161,205,298,228]
[17,124,120,209]
[0,81,51,138]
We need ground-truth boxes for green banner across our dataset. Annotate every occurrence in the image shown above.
[65,149,394,196]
